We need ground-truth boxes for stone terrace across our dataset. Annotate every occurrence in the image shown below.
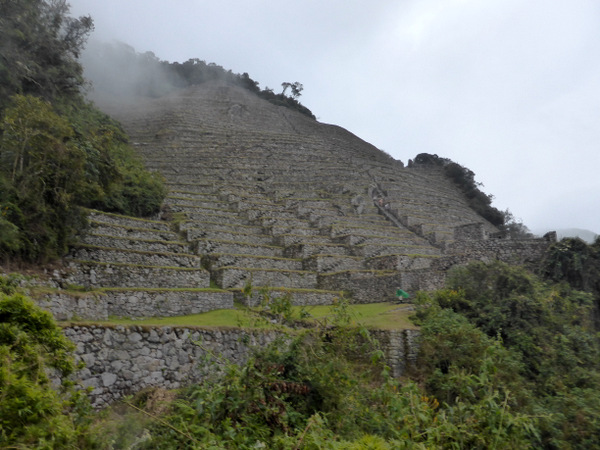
[57,80,551,318]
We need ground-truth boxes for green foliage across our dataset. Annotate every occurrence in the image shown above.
[0,94,165,263]
[0,285,93,448]
[541,236,600,298]
[414,261,600,448]
[97,291,536,449]
[0,1,166,263]
[0,0,93,107]
[0,94,87,262]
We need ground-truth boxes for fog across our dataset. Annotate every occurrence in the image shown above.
[70,0,600,237]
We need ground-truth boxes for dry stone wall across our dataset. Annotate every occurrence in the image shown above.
[102,289,234,318]
[62,261,209,289]
[37,292,108,321]
[63,324,421,407]
[63,325,281,408]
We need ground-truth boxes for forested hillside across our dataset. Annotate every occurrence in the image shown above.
[0,0,165,263]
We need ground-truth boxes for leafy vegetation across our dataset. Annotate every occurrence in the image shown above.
[0,277,94,448]
[100,287,539,449]
[412,261,600,448]
[0,0,92,108]
[0,1,165,264]
[541,236,600,297]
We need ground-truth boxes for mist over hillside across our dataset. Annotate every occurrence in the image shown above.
[80,39,315,118]
[557,228,599,243]
[80,40,177,102]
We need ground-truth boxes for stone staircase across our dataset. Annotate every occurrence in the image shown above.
[57,80,548,320]
[62,210,233,318]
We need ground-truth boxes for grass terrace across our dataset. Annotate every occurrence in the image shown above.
[61,302,417,330]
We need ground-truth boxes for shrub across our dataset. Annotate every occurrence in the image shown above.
[0,286,93,448]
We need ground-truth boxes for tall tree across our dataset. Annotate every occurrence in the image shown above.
[0,0,93,108]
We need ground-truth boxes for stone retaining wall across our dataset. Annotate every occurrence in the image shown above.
[318,269,447,302]
[62,325,281,408]
[371,329,421,377]
[62,261,210,289]
[444,237,552,267]
[36,292,108,321]
[62,324,420,408]
[103,290,234,318]
[234,289,343,307]
[69,246,202,268]
[215,267,318,289]
[80,234,189,254]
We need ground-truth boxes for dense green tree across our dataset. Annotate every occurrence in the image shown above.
[414,261,600,448]
[541,237,600,296]
[0,278,93,448]
[0,94,87,261]
[0,1,166,264]
[0,0,93,108]
[0,94,166,263]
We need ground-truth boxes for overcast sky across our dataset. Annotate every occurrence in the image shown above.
[68,0,600,235]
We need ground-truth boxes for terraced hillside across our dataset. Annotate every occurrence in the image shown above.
[59,80,550,317]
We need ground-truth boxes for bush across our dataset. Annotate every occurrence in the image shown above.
[0,94,166,263]
[0,286,93,448]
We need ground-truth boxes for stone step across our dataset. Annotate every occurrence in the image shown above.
[204,253,303,271]
[79,233,190,254]
[64,260,210,289]
[245,208,299,221]
[195,239,284,258]
[181,222,265,236]
[101,288,234,317]
[165,197,232,210]
[167,191,222,202]
[364,254,440,271]
[214,267,318,289]
[329,223,414,239]
[264,224,321,237]
[87,210,171,232]
[165,182,217,194]
[295,204,356,219]
[186,229,275,246]
[303,254,364,273]
[275,234,334,247]
[285,243,349,259]
[334,234,430,248]
[68,245,202,268]
[234,200,287,213]
[256,216,313,230]
[312,214,389,229]
[350,243,442,258]
[87,221,180,242]
[183,211,252,226]
[169,204,240,218]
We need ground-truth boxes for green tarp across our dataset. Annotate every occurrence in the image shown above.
[396,289,410,298]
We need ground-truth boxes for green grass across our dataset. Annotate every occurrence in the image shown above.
[302,302,418,330]
[71,302,417,330]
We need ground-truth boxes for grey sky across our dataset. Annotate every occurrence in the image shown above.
[69,0,600,235]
